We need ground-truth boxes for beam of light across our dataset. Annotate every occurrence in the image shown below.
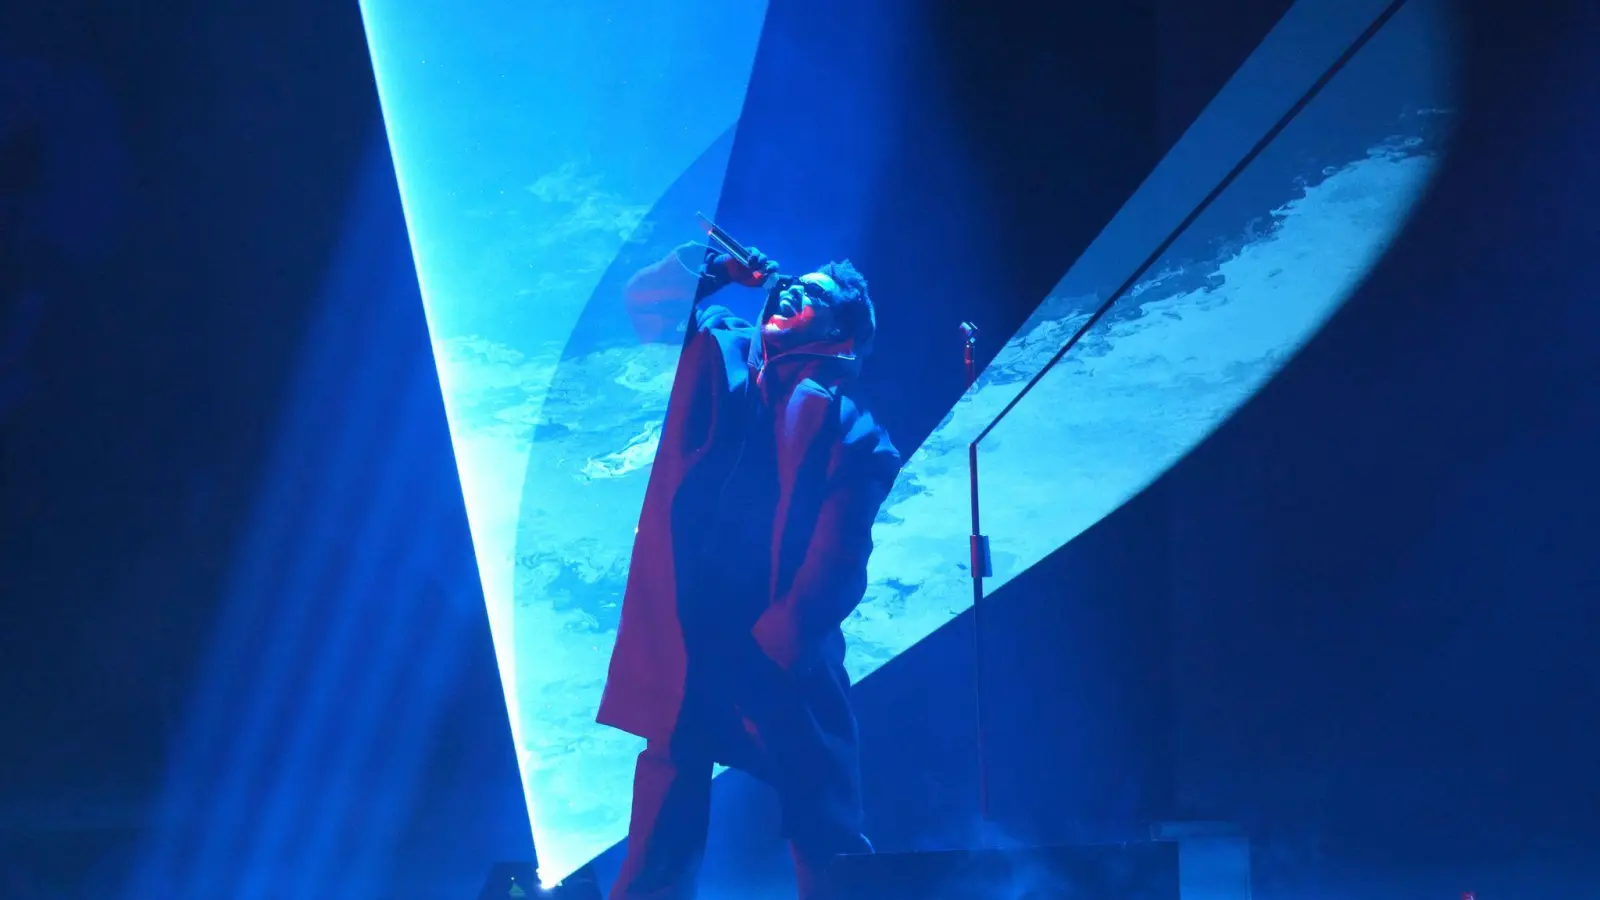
[123,140,422,899]
[175,227,429,900]
[357,0,770,883]
[119,133,504,900]
[356,0,1455,885]
[229,359,448,900]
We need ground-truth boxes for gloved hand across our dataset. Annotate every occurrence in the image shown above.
[709,245,779,288]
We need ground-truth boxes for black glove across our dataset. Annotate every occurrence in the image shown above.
[708,245,779,288]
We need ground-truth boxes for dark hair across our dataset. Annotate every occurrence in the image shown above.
[818,259,876,358]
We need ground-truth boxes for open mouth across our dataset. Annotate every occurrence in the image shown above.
[775,297,798,319]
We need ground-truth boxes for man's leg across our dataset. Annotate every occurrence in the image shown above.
[609,740,714,900]
[737,651,870,900]
[789,832,872,900]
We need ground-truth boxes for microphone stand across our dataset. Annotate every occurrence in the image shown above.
[961,322,993,829]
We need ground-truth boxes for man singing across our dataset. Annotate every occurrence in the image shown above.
[598,241,901,899]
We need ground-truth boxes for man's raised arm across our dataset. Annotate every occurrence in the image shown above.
[624,242,779,343]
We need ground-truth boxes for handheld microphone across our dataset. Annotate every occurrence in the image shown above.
[694,211,791,290]
[694,211,756,269]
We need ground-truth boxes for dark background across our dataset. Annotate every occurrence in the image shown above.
[3,0,1595,896]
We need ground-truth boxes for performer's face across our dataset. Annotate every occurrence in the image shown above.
[763,272,841,351]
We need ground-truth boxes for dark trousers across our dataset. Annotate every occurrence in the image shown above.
[609,650,869,899]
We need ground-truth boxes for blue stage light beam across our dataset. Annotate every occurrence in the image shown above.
[358,0,1454,885]
[120,133,520,900]
[125,149,425,900]
[227,362,448,900]
[358,0,771,883]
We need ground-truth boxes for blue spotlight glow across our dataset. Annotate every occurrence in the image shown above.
[358,0,770,882]
[359,0,1453,884]
[120,133,512,900]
